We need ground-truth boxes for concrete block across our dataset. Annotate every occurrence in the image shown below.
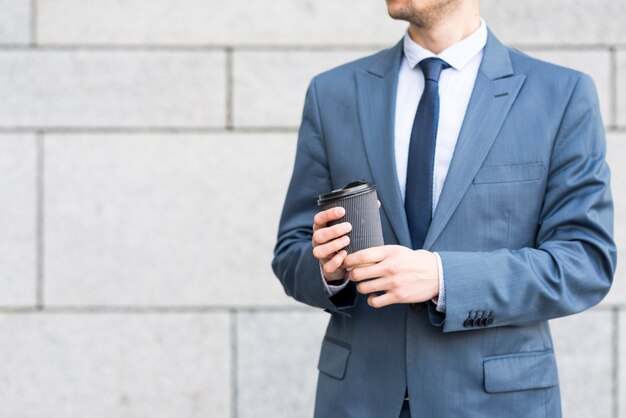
[618,310,626,416]
[234,50,376,128]
[528,49,612,126]
[0,0,30,44]
[37,0,406,46]
[0,134,36,306]
[617,51,626,128]
[550,310,613,418]
[44,133,299,307]
[0,51,225,128]
[0,312,230,417]
[602,133,626,306]
[237,310,328,418]
[482,0,626,45]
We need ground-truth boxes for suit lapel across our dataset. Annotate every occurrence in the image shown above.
[354,31,526,250]
[423,31,526,249]
[355,41,412,247]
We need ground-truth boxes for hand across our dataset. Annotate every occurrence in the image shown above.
[343,246,439,308]
[312,207,352,282]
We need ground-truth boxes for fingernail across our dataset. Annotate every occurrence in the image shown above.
[344,222,352,232]
[335,207,344,216]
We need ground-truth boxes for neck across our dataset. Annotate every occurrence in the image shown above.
[407,5,480,54]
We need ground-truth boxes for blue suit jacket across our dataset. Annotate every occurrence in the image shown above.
[272,30,616,418]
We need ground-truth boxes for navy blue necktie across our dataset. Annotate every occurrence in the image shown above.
[405,57,450,250]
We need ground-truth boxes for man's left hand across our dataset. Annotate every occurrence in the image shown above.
[343,246,439,308]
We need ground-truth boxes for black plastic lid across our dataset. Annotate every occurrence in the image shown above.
[318,180,377,206]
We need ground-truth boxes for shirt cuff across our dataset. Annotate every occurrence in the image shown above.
[320,263,350,296]
[431,252,446,312]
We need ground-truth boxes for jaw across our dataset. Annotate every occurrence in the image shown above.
[386,0,462,29]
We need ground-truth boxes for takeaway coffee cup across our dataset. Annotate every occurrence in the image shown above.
[317,180,384,261]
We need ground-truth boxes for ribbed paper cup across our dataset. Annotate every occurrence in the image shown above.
[318,180,384,266]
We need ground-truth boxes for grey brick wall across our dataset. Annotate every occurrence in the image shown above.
[0,1,623,417]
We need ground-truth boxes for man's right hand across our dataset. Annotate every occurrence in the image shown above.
[312,207,352,283]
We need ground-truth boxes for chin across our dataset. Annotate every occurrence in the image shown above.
[386,0,411,19]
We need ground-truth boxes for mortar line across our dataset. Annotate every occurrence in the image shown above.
[590,304,626,312]
[0,42,622,52]
[0,44,230,52]
[230,309,238,418]
[0,126,299,134]
[0,305,318,314]
[35,131,44,310]
[0,43,385,52]
[1,124,621,135]
[226,47,234,130]
[614,307,620,418]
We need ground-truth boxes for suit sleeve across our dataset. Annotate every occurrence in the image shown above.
[271,79,358,316]
[433,73,617,333]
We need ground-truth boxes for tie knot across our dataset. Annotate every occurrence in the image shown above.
[418,57,450,82]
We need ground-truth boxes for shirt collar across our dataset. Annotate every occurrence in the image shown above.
[402,18,487,71]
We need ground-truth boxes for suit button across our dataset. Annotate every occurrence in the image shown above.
[463,311,474,328]
[479,317,488,326]
[487,317,494,326]
[410,302,425,311]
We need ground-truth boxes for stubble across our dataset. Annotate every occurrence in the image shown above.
[389,0,461,29]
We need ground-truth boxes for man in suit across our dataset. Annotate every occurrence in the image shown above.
[272,0,617,416]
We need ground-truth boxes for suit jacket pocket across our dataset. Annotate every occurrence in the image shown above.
[473,162,544,184]
[483,349,558,393]
[317,337,351,380]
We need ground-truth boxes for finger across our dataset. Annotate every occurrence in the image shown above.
[349,262,385,282]
[343,246,388,269]
[377,200,381,209]
[368,292,396,308]
[312,222,352,246]
[312,235,350,260]
[313,207,345,230]
[322,250,347,276]
[356,277,391,294]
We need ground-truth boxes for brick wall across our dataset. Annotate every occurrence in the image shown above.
[0,1,623,417]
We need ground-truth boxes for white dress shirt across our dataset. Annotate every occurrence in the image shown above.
[323,19,488,313]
